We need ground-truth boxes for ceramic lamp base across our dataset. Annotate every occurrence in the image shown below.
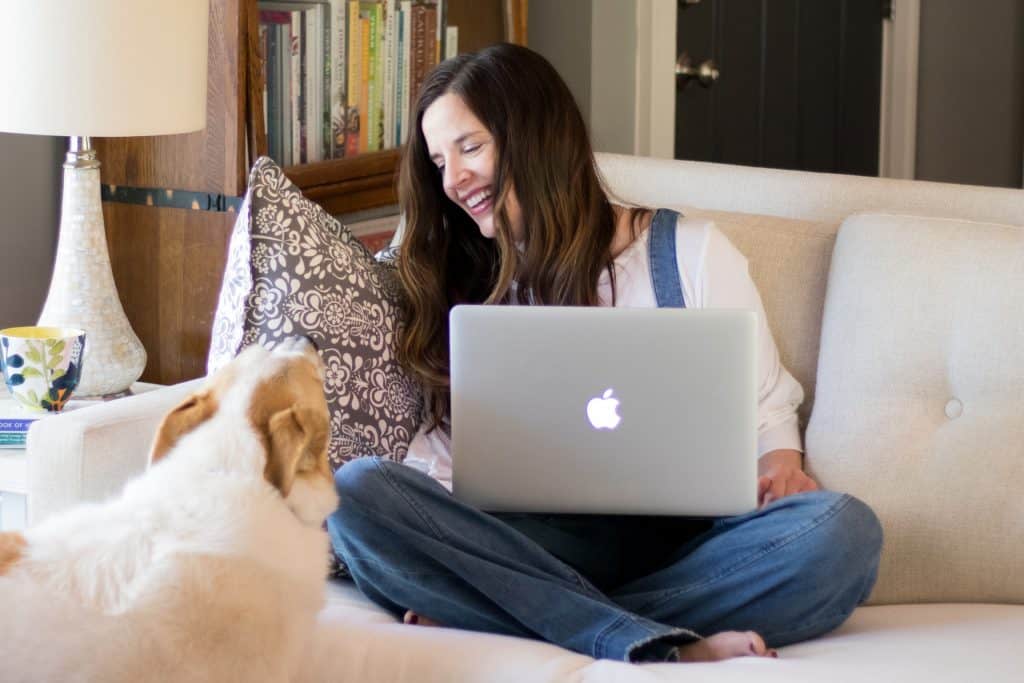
[37,138,146,397]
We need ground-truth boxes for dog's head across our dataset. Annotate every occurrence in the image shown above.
[148,337,337,525]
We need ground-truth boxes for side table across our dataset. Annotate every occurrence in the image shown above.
[0,382,162,530]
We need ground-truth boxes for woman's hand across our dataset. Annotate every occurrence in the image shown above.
[757,449,818,507]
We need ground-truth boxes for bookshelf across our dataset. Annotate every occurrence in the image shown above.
[94,0,526,386]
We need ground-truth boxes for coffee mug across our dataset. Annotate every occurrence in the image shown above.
[0,326,87,412]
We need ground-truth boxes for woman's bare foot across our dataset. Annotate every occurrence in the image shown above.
[401,613,773,661]
[403,610,443,627]
[676,631,777,662]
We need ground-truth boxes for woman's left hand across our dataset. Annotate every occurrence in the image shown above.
[757,449,819,507]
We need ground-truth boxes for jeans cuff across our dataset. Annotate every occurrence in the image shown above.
[625,627,701,663]
[595,611,702,662]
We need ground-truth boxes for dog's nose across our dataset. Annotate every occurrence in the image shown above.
[301,334,319,352]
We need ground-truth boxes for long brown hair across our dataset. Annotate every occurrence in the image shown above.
[397,43,631,431]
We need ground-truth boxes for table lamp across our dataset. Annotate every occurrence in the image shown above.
[0,1,209,396]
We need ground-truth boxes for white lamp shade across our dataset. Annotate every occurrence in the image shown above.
[0,0,209,137]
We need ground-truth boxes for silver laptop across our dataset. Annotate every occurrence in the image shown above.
[449,305,758,517]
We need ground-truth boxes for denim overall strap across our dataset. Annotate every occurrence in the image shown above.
[648,208,686,308]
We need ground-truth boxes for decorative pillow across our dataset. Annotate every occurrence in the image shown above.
[208,157,422,470]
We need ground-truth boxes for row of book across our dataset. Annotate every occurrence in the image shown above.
[0,417,35,450]
[259,0,451,166]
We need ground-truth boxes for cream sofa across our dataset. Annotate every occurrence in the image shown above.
[27,153,1024,681]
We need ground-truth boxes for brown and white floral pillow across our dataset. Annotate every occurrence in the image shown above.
[208,157,421,470]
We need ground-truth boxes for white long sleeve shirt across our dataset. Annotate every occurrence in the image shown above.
[403,214,805,490]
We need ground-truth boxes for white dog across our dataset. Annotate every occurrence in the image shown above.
[0,338,339,682]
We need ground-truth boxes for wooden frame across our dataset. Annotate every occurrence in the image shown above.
[879,0,920,180]
[503,0,528,45]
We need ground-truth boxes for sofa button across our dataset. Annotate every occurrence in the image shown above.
[945,398,963,419]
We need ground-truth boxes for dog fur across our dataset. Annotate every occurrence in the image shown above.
[0,339,339,682]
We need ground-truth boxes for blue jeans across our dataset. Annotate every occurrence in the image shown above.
[327,457,882,663]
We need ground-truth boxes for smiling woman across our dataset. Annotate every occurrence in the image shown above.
[325,41,883,667]
[397,44,639,432]
[420,93,522,241]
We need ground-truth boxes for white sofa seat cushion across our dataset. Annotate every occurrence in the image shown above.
[313,580,1024,682]
[806,213,1024,604]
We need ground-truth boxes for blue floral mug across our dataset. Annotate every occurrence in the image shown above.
[0,326,86,412]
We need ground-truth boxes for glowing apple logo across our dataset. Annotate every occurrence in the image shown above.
[586,388,622,430]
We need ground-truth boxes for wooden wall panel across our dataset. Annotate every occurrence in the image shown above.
[94,0,246,196]
[103,204,235,385]
[286,148,400,214]
[447,0,504,53]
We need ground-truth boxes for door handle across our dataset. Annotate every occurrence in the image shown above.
[676,53,720,88]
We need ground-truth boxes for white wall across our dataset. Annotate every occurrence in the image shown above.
[527,0,593,123]
[588,0,637,154]
[531,0,674,157]
[0,133,62,328]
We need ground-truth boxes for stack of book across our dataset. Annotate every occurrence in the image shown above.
[0,416,36,450]
[259,0,448,165]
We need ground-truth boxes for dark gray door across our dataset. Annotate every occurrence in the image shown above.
[676,0,885,176]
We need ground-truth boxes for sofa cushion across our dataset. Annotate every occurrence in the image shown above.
[806,212,1024,604]
[207,157,422,469]
[311,580,1024,682]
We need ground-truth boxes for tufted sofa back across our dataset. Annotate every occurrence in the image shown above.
[597,153,1024,604]
[596,154,1024,430]
[805,213,1024,604]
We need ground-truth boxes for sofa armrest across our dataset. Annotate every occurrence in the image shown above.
[25,379,204,525]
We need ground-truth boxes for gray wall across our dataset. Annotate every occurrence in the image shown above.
[528,0,593,124]
[916,0,1024,188]
[589,0,637,154]
[529,0,639,155]
[0,134,62,329]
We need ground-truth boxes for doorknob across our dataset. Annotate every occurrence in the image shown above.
[676,52,720,88]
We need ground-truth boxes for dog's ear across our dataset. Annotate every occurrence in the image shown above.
[148,391,217,466]
[0,531,27,576]
[264,406,326,497]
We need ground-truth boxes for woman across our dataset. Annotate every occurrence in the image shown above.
[328,43,882,664]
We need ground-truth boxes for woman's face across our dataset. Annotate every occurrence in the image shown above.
[421,93,523,240]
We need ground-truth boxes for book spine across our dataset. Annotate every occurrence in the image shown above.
[282,12,299,165]
[321,2,332,161]
[358,7,373,152]
[435,0,444,64]
[362,2,381,152]
[290,10,302,166]
[370,3,382,152]
[307,3,321,162]
[267,21,278,164]
[260,11,289,164]
[0,419,37,432]
[409,3,428,116]
[278,22,291,164]
[398,2,411,144]
[302,6,324,163]
[346,0,362,156]
[423,3,437,77]
[444,24,457,60]
[383,0,397,149]
[374,2,386,151]
[260,22,269,145]
[330,0,347,158]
